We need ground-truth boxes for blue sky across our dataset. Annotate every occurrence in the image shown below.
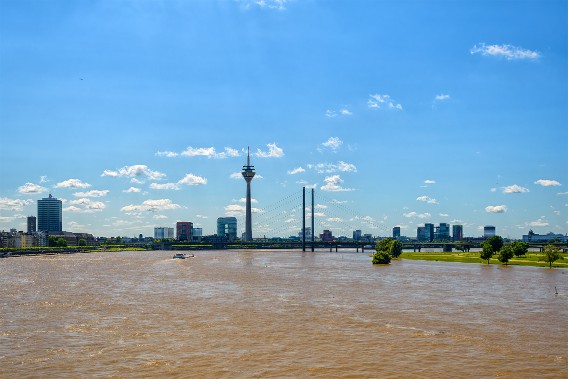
[1,0,567,239]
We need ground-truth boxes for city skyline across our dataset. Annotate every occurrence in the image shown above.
[1,1,567,239]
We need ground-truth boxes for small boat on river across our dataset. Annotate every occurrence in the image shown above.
[172,253,194,259]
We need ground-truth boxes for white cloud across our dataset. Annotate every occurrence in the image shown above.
[528,217,549,227]
[321,137,343,152]
[255,143,284,158]
[0,197,33,211]
[434,94,450,101]
[54,178,91,189]
[153,215,168,220]
[40,176,49,183]
[439,213,449,217]
[254,0,287,10]
[325,110,337,118]
[339,108,352,116]
[121,199,182,213]
[327,217,343,222]
[74,190,109,197]
[178,173,207,186]
[67,198,106,213]
[368,94,403,110]
[196,214,208,219]
[502,184,529,194]
[416,196,439,204]
[424,179,436,184]
[150,183,180,190]
[123,187,141,193]
[288,167,305,175]
[470,43,540,60]
[535,179,561,187]
[18,182,47,194]
[490,188,497,193]
[307,161,357,174]
[102,165,166,181]
[237,197,258,203]
[315,204,327,209]
[403,212,431,219]
[181,146,216,157]
[217,147,240,158]
[557,192,568,195]
[155,151,178,157]
[320,175,354,192]
[224,204,262,217]
[230,172,242,179]
[485,205,507,213]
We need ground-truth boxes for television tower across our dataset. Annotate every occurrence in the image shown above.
[241,147,256,241]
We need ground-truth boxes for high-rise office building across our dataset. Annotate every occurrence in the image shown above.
[27,216,36,233]
[217,217,237,241]
[176,222,193,241]
[37,194,62,232]
[392,226,401,240]
[484,226,496,238]
[435,223,450,241]
[353,229,362,241]
[154,227,174,239]
[452,225,463,241]
[424,223,434,242]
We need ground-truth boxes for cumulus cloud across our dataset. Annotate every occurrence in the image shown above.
[18,182,47,194]
[0,197,33,211]
[307,161,357,174]
[181,146,216,157]
[434,94,450,101]
[230,172,243,180]
[224,204,262,217]
[54,178,91,189]
[288,167,305,175]
[325,109,352,117]
[327,217,344,222]
[150,183,180,190]
[121,199,182,213]
[470,43,540,60]
[416,196,439,204]
[123,187,141,193]
[102,165,166,181]
[321,175,354,192]
[255,143,284,158]
[155,151,178,157]
[485,205,507,213]
[321,137,343,152]
[424,179,436,184]
[403,212,431,219]
[502,184,530,194]
[535,179,561,187]
[368,94,403,111]
[254,0,287,10]
[149,173,207,190]
[73,190,109,197]
[66,198,106,213]
[178,173,207,186]
[527,217,549,227]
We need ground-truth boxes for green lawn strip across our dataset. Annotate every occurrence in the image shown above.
[400,252,567,268]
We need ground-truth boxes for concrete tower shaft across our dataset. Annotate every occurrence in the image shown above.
[241,147,255,241]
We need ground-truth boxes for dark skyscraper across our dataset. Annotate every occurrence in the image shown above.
[27,216,36,233]
[241,147,255,242]
[37,194,62,232]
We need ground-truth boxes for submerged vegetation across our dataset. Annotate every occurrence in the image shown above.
[401,250,567,268]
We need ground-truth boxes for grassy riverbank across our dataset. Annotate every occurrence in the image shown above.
[400,251,568,268]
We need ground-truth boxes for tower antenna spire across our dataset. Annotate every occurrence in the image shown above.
[247,146,250,166]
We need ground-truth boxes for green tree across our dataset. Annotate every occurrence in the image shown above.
[480,242,494,264]
[510,241,529,257]
[485,235,504,253]
[372,250,391,264]
[375,238,403,258]
[498,245,514,265]
[48,236,58,247]
[56,238,68,247]
[78,239,87,247]
[541,244,563,268]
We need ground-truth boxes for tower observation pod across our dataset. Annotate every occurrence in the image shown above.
[241,147,256,242]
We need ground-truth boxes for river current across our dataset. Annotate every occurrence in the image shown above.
[1,250,566,378]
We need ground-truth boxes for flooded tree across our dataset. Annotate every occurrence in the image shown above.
[510,241,529,257]
[542,245,563,268]
[480,242,494,264]
[498,245,514,265]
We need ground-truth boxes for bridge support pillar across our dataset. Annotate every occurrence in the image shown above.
[336,245,338,252]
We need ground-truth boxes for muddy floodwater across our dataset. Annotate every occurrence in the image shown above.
[1,250,566,378]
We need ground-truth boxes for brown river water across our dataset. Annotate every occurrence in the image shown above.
[1,250,566,378]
